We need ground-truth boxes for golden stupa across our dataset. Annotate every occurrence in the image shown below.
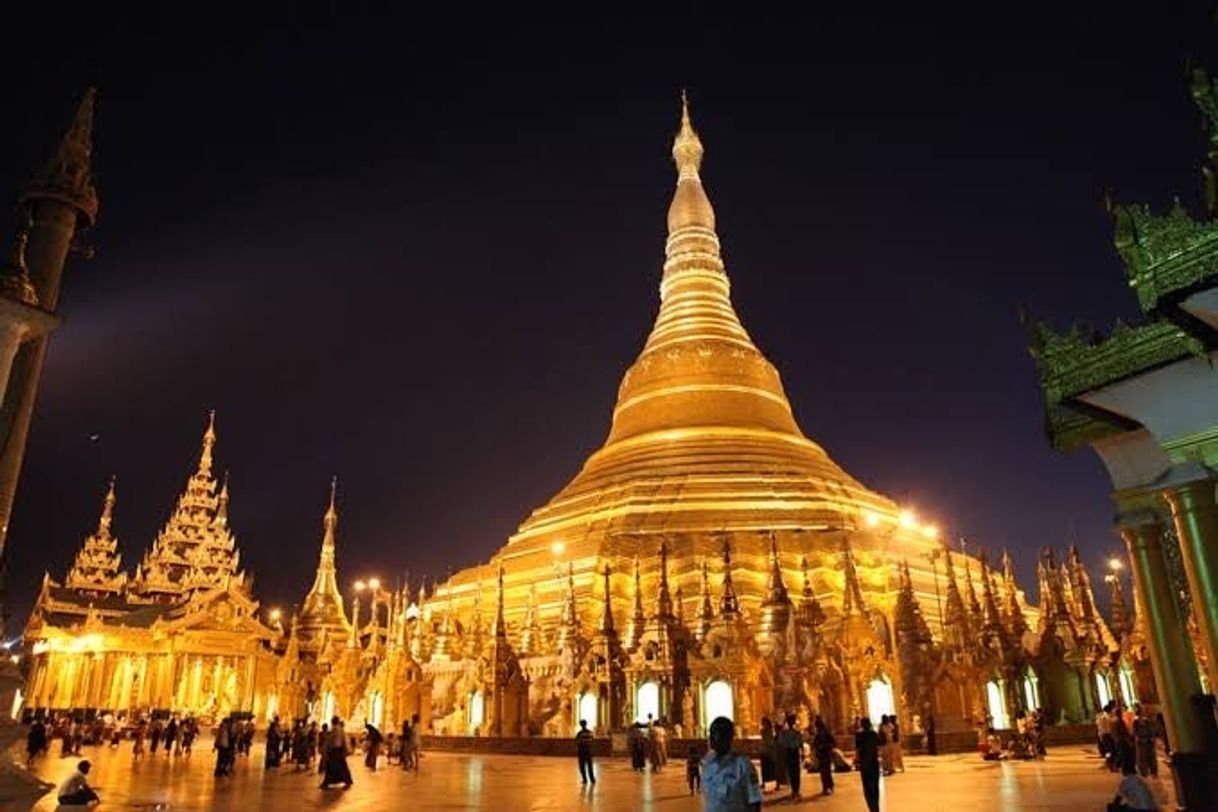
[441,96,943,645]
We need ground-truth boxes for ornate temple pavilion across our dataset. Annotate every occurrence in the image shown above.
[19,99,1144,746]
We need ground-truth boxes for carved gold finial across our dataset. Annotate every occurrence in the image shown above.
[672,90,704,180]
[325,476,339,524]
[99,475,116,533]
[198,410,217,476]
[25,88,99,225]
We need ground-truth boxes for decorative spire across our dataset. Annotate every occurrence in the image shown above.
[601,564,616,635]
[696,558,714,641]
[24,88,99,225]
[719,537,740,619]
[298,477,350,644]
[799,556,825,627]
[893,560,932,644]
[1067,545,1098,622]
[625,555,647,651]
[518,583,543,657]
[493,562,507,640]
[764,531,790,605]
[940,538,970,646]
[1001,550,1029,639]
[654,539,674,620]
[556,562,583,653]
[64,476,125,596]
[979,554,1004,633]
[0,231,39,307]
[962,551,983,630]
[758,531,793,650]
[674,584,685,625]
[213,472,230,529]
[199,410,217,477]
[840,537,867,616]
[672,90,705,182]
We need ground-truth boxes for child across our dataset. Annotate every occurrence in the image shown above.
[686,744,701,794]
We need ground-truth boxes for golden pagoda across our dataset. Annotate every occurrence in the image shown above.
[422,97,1012,738]
[62,477,126,597]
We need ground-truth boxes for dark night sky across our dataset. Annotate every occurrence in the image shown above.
[0,4,1214,624]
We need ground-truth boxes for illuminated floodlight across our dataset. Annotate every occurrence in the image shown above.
[1108,558,1123,572]
[368,577,381,590]
[863,512,880,528]
[551,541,566,556]
[354,580,367,592]
[923,524,939,539]
[898,510,917,529]
[269,608,282,622]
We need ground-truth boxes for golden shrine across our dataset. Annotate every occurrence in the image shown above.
[20,98,1151,745]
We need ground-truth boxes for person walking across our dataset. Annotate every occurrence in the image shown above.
[575,718,595,785]
[149,717,163,754]
[266,716,284,768]
[879,715,895,775]
[164,716,179,757]
[319,716,354,789]
[686,744,702,795]
[132,720,146,761]
[1098,703,1116,770]
[759,717,776,790]
[1112,716,1136,776]
[408,714,423,771]
[213,717,234,777]
[701,716,762,811]
[856,717,882,812]
[1132,705,1158,777]
[26,719,47,768]
[364,723,382,771]
[812,717,836,796]
[925,713,937,756]
[891,715,905,772]
[777,713,804,801]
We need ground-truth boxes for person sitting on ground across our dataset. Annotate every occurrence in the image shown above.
[1109,760,1159,811]
[701,716,762,812]
[57,759,99,806]
[981,728,1005,761]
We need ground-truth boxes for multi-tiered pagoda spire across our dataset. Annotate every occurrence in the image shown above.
[64,477,126,596]
[758,532,793,652]
[625,556,647,651]
[1001,550,1029,639]
[719,538,740,620]
[298,477,351,646]
[133,412,245,602]
[940,539,971,650]
[696,559,714,642]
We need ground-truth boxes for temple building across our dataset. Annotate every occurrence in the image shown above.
[20,98,1144,746]
[1026,71,1218,805]
[22,415,280,720]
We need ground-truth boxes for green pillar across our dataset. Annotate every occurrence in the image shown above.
[1119,513,1206,750]
[1164,479,1218,692]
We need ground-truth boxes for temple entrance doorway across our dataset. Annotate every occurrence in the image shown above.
[1095,673,1113,709]
[321,691,335,722]
[468,691,485,735]
[705,680,734,723]
[636,681,659,724]
[985,680,1010,729]
[1118,663,1137,705]
[577,691,598,732]
[865,677,895,726]
[370,691,384,728]
[1022,672,1040,711]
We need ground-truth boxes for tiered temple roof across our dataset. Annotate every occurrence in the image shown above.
[131,412,245,602]
[63,477,126,597]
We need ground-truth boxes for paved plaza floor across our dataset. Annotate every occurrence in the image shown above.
[11,740,1175,811]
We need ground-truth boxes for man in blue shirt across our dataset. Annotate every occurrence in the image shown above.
[701,716,762,812]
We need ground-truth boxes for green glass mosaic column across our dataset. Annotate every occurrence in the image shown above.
[1164,479,1218,692]
[1119,513,1205,754]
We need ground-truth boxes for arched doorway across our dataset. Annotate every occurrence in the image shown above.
[468,691,485,735]
[1095,672,1113,709]
[1118,662,1137,705]
[704,680,734,723]
[577,692,598,732]
[985,680,1010,729]
[321,691,335,722]
[636,681,660,724]
[1022,672,1040,711]
[866,677,895,727]
[370,691,384,728]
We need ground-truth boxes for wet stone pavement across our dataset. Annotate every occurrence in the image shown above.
[14,739,1175,811]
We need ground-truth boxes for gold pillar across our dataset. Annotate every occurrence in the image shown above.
[1163,479,1218,692]
[1120,512,1206,753]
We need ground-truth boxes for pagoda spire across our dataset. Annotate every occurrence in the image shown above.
[298,477,350,643]
[199,410,217,477]
[556,562,583,653]
[719,537,740,619]
[893,560,931,644]
[654,539,674,620]
[961,551,983,630]
[759,531,793,649]
[493,562,508,640]
[600,564,616,635]
[1067,545,1099,623]
[1000,550,1028,638]
[64,476,125,596]
[979,554,1004,634]
[24,87,99,226]
[799,556,826,626]
[840,537,867,616]
[518,583,543,657]
[764,531,790,605]
[625,555,647,651]
[940,538,970,646]
[696,558,714,642]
